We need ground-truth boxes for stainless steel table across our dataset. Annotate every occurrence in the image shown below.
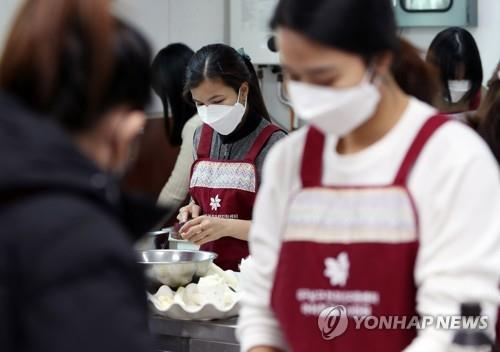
[149,315,240,352]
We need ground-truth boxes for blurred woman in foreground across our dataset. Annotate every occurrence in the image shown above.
[237,1,500,351]
[0,0,166,351]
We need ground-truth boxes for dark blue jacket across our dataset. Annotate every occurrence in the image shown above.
[0,93,169,352]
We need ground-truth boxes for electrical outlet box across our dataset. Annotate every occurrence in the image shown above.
[230,0,280,64]
[395,0,478,28]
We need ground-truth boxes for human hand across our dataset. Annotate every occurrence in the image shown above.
[179,216,229,246]
[177,202,201,223]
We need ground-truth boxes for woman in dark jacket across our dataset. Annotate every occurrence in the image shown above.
[0,1,168,351]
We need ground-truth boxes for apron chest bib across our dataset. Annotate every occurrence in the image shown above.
[190,124,281,271]
[271,116,448,351]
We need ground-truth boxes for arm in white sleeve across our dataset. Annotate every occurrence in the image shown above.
[157,116,200,209]
[237,134,303,352]
[405,126,500,351]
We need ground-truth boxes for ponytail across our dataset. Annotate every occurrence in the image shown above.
[239,53,271,121]
[391,38,440,105]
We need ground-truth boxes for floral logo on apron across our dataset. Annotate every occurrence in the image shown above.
[324,252,350,287]
[210,194,222,211]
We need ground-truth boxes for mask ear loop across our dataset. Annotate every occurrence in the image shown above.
[236,86,248,109]
[365,62,382,86]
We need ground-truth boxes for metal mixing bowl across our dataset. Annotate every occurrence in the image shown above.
[137,250,217,288]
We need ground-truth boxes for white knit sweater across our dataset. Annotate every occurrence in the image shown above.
[237,98,500,352]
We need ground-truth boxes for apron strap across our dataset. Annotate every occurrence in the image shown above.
[393,114,449,186]
[244,124,283,162]
[301,126,325,188]
[196,124,214,159]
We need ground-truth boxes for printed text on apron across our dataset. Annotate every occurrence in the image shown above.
[271,115,449,351]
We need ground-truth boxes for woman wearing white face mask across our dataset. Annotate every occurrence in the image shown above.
[237,1,500,352]
[426,27,484,123]
[176,44,286,271]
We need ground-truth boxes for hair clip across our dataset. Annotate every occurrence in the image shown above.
[237,47,252,62]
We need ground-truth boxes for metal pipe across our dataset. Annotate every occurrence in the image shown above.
[256,66,264,90]
[276,81,291,107]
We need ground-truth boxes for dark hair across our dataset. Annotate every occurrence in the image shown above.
[392,38,440,105]
[184,44,270,121]
[0,0,152,133]
[151,43,196,146]
[270,0,438,104]
[426,27,483,104]
[476,62,500,164]
[271,0,398,61]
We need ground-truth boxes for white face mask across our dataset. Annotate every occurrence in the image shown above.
[288,70,381,136]
[448,80,471,103]
[196,88,247,135]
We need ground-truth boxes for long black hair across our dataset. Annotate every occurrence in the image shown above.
[271,0,397,61]
[151,43,196,146]
[426,27,483,104]
[183,44,270,121]
[476,62,500,164]
[0,0,152,133]
[270,0,439,104]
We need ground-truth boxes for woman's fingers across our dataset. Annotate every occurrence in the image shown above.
[181,217,210,239]
[183,223,204,240]
[177,211,185,222]
[177,203,200,223]
[176,208,184,221]
[191,226,215,245]
[180,217,200,234]
[190,230,212,244]
[181,212,188,222]
[182,218,214,242]
[177,205,190,222]
[191,204,201,218]
[195,234,214,246]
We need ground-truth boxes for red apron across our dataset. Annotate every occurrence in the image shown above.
[190,124,281,271]
[271,115,449,351]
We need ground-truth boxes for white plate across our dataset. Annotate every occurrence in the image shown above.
[148,292,240,320]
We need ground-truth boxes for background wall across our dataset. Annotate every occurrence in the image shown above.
[1,0,500,128]
[0,0,22,55]
[402,0,500,86]
[0,0,229,116]
[115,0,229,115]
[114,0,230,200]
